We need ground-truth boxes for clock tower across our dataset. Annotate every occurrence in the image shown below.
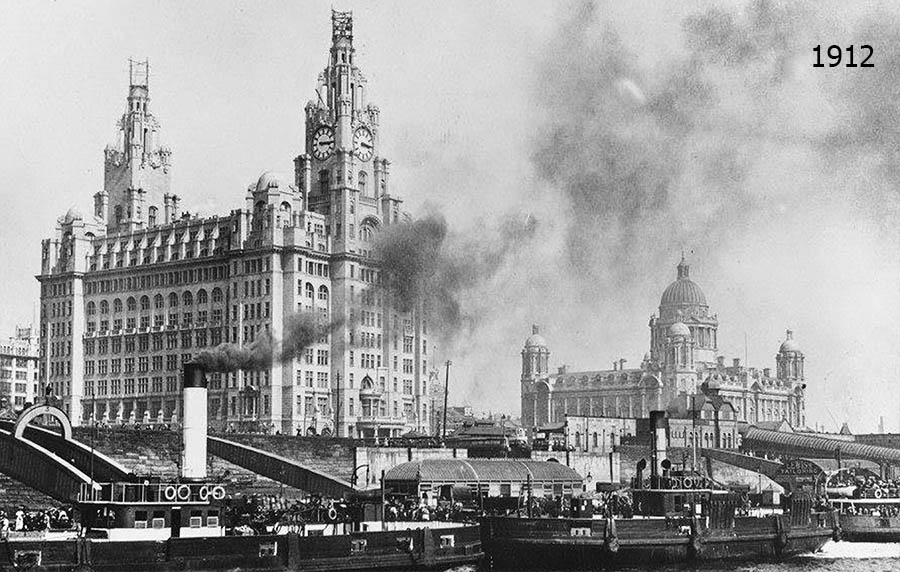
[294,10,418,439]
[296,10,402,251]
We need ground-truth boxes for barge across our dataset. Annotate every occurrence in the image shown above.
[481,411,835,569]
[0,363,483,571]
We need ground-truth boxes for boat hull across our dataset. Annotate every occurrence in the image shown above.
[481,516,833,570]
[0,524,483,572]
[839,515,900,542]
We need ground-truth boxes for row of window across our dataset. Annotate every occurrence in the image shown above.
[86,309,225,333]
[84,376,179,396]
[0,357,35,368]
[0,370,32,381]
[86,289,225,315]
[84,330,224,355]
[82,266,229,295]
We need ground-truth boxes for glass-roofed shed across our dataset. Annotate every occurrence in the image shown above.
[385,459,584,499]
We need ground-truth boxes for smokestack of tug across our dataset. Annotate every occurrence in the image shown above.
[649,410,667,487]
[182,363,208,480]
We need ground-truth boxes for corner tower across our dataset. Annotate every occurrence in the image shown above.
[521,325,550,428]
[776,330,804,382]
[98,60,173,234]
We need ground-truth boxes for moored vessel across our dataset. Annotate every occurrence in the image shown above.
[481,411,835,570]
[0,364,483,571]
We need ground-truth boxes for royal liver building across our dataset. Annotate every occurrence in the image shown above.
[520,257,806,429]
[38,11,431,438]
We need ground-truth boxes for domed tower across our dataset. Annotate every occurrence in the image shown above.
[521,325,550,428]
[522,325,550,380]
[776,329,804,382]
[649,256,719,368]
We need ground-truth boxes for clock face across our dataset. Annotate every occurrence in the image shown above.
[353,127,374,161]
[312,125,335,160]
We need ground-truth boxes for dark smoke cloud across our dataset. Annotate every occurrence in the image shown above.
[375,211,538,338]
[194,334,274,373]
[530,0,818,290]
[194,311,342,372]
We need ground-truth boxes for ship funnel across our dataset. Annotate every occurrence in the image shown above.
[182,363,208,480]
[649,410,667,487]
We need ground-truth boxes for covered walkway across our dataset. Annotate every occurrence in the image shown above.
[743,427,900,465]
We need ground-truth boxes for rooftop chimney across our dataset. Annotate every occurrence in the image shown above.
[717,356,725,368]
[732,358,741,368]
[182,363,208,481]
[532,324,540,335]
[763,367,771,378]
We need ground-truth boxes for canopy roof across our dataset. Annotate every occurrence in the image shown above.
[385,459,582,484]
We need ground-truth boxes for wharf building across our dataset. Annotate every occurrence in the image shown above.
[0,326,41,411]
[520,258,806,438]
[37,12,431,438]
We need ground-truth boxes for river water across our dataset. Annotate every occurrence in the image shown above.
[455,542,900,571]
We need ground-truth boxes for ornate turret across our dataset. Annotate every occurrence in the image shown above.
[101,59,172,233]
[776,329,804,381]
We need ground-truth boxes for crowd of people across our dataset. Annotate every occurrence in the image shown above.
[828,469,900,500]
[222,494,360,535]
[0,506,75,534]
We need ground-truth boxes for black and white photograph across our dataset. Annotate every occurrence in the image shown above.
[0,0,899,569]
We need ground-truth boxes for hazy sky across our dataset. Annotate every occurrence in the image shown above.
[1,1,898,432]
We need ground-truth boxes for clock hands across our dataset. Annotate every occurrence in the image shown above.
[317,140,334,147]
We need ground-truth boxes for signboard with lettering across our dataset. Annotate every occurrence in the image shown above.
[773,459,825,494]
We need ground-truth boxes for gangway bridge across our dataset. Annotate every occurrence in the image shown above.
[0,405,356,502]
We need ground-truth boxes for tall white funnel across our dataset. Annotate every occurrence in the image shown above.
[182,362,208,480]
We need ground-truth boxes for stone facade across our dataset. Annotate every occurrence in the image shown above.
[521,257,806,429]
[0,326,40,410]
[37,11,430,438]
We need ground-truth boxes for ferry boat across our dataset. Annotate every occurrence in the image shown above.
[825,467,900,542]
[481,412,836,570]
[0,364,483,571]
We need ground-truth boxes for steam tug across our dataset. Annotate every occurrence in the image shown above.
[481,411,836,570]
[0,364,483,571]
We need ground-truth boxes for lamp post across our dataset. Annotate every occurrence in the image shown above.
[442,360,452,442]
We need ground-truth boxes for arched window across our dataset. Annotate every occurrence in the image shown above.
[99,300,109,314]
[168,293,178,307]
[114,205,123,224]
[358,171,367,195]
[319,169,329,193]
[86,302,96,316]
[211,288,223,303]
[318,285,329,302]
[154,294,164,309]
[140,296,150,311]
[148,206,158,226]
[305,283,314,299]
[126,297,136,312]
[574,432,581,448]
[182,291,193,306]
[197,289,208,304]
[113,298,123,313]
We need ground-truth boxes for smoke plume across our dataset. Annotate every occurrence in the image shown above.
[194,311,341,372]
[375,211,538,338]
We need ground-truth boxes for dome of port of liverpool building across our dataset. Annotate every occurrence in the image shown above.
[660,257,708,308]
[660,276,708,307]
